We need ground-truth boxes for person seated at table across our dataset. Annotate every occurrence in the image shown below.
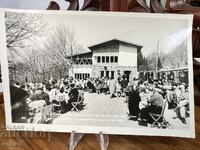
[173,86,189,124]
[49,85,59,103]
[67,83,79,110]
[29,87,51,105]
[87,79,96,93]
[140,88,164,124]
[166,84,178,109]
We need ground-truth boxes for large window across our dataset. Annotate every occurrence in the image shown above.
[101,71,104,78]
[111,71,114,79]
[97,56,101,63]
[114,56,118,63]
[106,71,109,78]
[106,56,109,63]
[96,56,118,63]
[102,56,105,63]
[110,56,114,63]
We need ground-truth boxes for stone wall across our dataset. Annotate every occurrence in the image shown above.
[91,65,137,81]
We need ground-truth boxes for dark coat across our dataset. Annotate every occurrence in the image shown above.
[126,87,141,117]
[68,88,79,103]
[10,86,29,123]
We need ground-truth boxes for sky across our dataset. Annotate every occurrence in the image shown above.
[33,11,190,57]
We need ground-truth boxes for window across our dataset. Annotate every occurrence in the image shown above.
[106,71,109,78]
[106,56,109,63]
[102,56,105,63]
[101,71,104,78]
[114,56,118,63]
[97,56,101,63]
[110,56,114,63]
[111,71,114,79]
[75,73,90,80]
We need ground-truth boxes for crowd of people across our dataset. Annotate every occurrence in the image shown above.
[11,70,190,128]
[125,77,190,127]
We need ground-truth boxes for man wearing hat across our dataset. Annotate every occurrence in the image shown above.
[140,88,164,124]
[29,87,50,105]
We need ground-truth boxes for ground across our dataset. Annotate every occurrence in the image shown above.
[53,92,190,129]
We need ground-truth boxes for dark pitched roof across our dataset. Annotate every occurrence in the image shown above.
[70,39,142,57]
[88,38,143,49]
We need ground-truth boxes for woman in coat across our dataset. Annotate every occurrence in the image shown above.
[109,77,116,98]
[125,82,141,120]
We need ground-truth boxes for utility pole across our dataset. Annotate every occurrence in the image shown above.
[155,40,159,78]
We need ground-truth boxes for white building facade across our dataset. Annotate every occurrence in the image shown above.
[69,39,143,81]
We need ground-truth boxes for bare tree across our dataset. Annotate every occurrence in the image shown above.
[9,23,87,83]
[165,39,188,68]
[22,48,52,82]
[5,12,45,60]
[44,24,81,79]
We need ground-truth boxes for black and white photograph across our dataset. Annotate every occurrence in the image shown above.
[0,63,2,94]
[0,9,194,138]
[194,58,200,105]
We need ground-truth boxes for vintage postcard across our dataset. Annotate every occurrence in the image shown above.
[0,64,2,94]
[0,9,195,138]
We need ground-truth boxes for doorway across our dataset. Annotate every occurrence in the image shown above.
[124,70,131,82]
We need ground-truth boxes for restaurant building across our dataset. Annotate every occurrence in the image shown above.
[69,39,143,81]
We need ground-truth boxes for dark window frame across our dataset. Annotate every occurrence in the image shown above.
[97,56,101,63]
[106,56,109,63]
[115,56,118,63]
[102,56,105,63]
[110,56,114,63]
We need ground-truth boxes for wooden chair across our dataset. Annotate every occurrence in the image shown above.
[149,100,173,129]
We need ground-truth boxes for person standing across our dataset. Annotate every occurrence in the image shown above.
[116,70,122,82]
[95,78,101,94]
[109,76,116,98]
[126,82,141,120]
[120,75,128,97]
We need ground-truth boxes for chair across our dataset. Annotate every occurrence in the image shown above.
[52,99,62,114]
[149,100,173,129]
[71,91,84,112]
[40,104,53,124]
